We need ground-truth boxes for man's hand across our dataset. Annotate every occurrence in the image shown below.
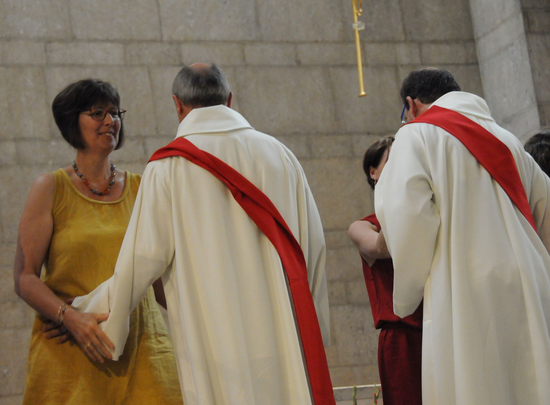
[62,307,115,363]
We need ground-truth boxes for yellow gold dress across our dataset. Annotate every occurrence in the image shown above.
[23,169,183,405]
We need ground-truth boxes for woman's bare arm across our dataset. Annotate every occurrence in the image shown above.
[14,174,113,362]
[348,220,391,266]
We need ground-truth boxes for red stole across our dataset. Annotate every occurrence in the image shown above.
[149,137,335,405]
[410,105,536,231]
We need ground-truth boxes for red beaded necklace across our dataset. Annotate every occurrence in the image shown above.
[72,161,116,196]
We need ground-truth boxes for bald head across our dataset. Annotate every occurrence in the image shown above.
[172,63,231,108]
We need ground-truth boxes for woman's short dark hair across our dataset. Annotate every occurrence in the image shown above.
[363,136,394,189]
[52,79,124,150]
[524,130,550,177]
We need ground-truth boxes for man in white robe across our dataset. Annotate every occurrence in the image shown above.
[376,68,550,405]
[72,63,332,405]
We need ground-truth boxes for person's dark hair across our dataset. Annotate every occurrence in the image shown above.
[52,79,124,150]
[524,130,550,176]
[400,68,461,110]
[172,64,231,108]
[363,136,394,189]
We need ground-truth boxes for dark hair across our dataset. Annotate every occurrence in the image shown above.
[400,68,461,110]
[363,136,394,189]
[525,131,550,177]
[172,64,231,108]
[52,79,124,150]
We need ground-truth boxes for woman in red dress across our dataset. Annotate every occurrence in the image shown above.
[348,137,423,405]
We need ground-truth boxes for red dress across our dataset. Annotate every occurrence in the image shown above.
[361,214,423,405]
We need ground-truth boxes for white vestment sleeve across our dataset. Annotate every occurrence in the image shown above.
[72,162,175,359]
[375,128,440,317]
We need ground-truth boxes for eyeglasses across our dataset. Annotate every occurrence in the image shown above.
[400,105,407,125]
[83,108,126,122]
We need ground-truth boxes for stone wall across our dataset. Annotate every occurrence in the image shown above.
[522,0,550,129]
[0,0,483,403]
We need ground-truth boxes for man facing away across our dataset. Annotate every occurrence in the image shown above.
[375,68,550,405]
[73,63,334,405]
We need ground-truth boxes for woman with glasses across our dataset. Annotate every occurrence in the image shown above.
[14,79,183,404]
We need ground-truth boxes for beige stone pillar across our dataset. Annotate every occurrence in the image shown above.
[469,0,542,140]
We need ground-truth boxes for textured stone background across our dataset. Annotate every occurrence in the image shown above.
[0,0,547,403]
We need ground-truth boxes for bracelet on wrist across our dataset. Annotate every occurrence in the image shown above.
[57,303,69,325]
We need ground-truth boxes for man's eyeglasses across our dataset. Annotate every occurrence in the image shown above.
[400,105,407,125]
[83,108,126,122]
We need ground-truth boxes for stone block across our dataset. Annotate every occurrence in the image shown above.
[330,305,378,366]
[325,229,355,249]
[395,43,422,65]
[45,67,157,137]
[525,10,550,33]
[145,136,177,157]
[110,137,146,164]
[0,142,16,166]
[257,0,346,41]
[0,41,46,65]
[0,395,24,405]
[403,0,474,41]
[301,158,371,230]
[0,245,15,268]
[47,42,124,65]
[325,344,340,370]
[0,328,30,396]
[69,0,161,40]
[527,34,550,102]
[329,66,402,134]
[0,0,71,40]
[16,140,73,167]
[501,104,541,140]
[180,43,245,66]
[0,267,17,304]
[326,246,364,281]
[478,38,537,123]
[444,64,484,98]
[476,12,526,62]
[273,135,309,159]
[0,68,50,141]
[539,101,550,127]
[311,135,353,158]
[364,42,421,66]
[149,67,185,136]
[125,43,181,65]
[158,0,257,41]
[328,281,349,305]
[234,67,336,135]
[0,166,51,244]
[469,0,521,38]
[521,0,550,6]
[347,280,370,305]
[349,0,405,42]
[0,300,27,328]
[244,44,296,66]
[329,365,381,390]
[297,43,357,66]
[420,42,478,64]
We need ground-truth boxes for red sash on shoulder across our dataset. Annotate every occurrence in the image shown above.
[410,105,536,231]
[149,137,335,405]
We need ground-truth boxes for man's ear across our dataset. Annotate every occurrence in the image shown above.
[406,96,417,118]
[226,92,233,108]
[173,95,185,116]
